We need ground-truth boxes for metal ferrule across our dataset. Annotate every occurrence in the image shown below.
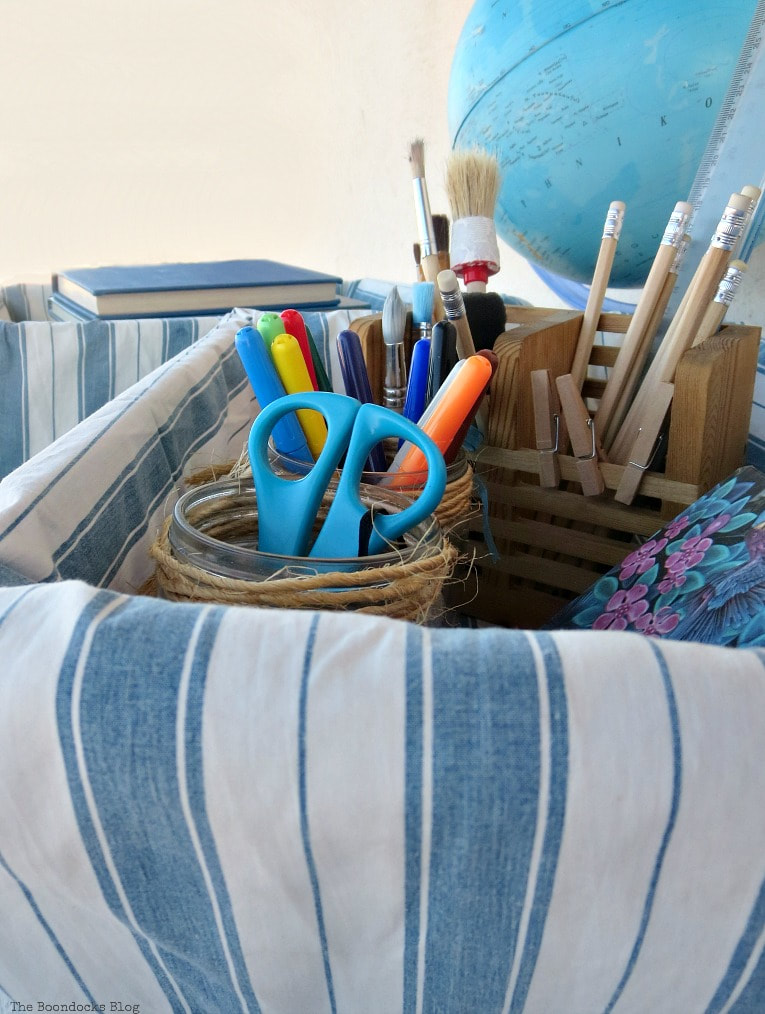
[602,204,625,241]
[712,205,747,250]
[439,284,466,320]
[412,178,436,256]
[662,208,691,247]
[671,233,691,273]
[715,264,745,306]
[384,345,407,412]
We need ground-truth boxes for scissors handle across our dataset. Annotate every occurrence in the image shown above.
[249,392,447,558]
[310,401,446,558]
[248,392,360,556]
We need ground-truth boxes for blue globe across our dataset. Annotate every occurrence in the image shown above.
[448,0,755,288]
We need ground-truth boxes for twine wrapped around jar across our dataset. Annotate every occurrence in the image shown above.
[184,447,477,531]
[143,478,458,624]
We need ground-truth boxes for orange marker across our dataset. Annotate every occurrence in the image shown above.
[386,354,492,484]
[270,334,327,457]
[281,309,319,390]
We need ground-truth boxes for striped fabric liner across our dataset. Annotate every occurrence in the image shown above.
[0,586,763,1010]
[0,282,372,482]
[0,306,366,592]
[0,301,764,1008]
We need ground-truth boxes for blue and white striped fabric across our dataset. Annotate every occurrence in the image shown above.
[0,585,764,1010]
[0,306,370,591]
[0,303,764,1009]
[0,281,373,483]
[0,282,222,481]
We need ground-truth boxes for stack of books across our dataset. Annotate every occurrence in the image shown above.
[48,259,369,322]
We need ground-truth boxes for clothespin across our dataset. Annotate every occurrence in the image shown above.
[614,382,674,505]
[556,373,605,496]
[531,369,561,487]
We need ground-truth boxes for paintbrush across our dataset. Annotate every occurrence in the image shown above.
[411,281,435,340]
[445,147,501,292]
[432,213,451,272]
[408,139,446,317]
[382,285,408,413]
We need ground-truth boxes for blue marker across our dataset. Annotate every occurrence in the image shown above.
[403,337,430,424]
[234,326,313,464]
[336,329,387,473]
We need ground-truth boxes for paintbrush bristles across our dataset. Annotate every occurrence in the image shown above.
[382,286,407,347]
[409,138,426,180]
[445,148,501,220]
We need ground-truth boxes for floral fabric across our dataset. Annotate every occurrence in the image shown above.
[549,466,765,647]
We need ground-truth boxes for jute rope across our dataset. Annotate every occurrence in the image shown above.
[183,452,477,529]
[146,514,458,623]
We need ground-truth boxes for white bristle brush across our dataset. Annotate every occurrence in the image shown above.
[382,285,408,412]
[445,147,501,292]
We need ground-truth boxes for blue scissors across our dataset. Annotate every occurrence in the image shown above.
[248,391,447,558]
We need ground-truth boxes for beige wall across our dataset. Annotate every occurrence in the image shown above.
[0,0,559,306]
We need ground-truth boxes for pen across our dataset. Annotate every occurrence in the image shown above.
[280,308,319,389]
[336,329,387,472]
[270,333,328,458]
[233,326,312,463]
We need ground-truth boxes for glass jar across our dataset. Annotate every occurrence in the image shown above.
[167,476,446,581]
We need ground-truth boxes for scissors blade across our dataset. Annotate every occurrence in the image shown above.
[310,402,447,558]
[248,392,360,556]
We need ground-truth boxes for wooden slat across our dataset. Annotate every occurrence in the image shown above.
[474,446,701,504]
[484,481,664,537]
[589,345,620,367]
[492,551,601,594]
[461,582,570,628]
[490,517,630,566]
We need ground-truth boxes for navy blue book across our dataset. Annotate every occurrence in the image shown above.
[51,259,343,318]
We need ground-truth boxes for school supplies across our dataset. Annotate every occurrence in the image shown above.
[248,391,446,557]
[403,338,431,424]
[234,326,312,464]
[445,147,501,292]
[280,309,319,389]
[382,286,408,412]
[336,329,388,472]
[270,334,328,458]
[569,200,625,392]
[437,269,477,360]
[387,354,493,481]
[256,312,286,347]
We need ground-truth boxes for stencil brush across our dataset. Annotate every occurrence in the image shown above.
[445,147,501,292]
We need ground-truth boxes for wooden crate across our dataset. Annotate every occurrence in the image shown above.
[466,307,761,628]
[351,306,761,629]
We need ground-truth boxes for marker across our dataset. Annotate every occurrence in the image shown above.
[336,329,387,472]
[281,308,319,389]
[256,312,286,348]
[270,333,328,458]
[386,360,467,475]
[305,322,333,392]
[403,337,431,424]
[233,326,312,463]
[386,354,493,482]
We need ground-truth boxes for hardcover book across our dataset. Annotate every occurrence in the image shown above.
[51,259,343,318]
[547,465,765,648]
[47,291,371,323]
